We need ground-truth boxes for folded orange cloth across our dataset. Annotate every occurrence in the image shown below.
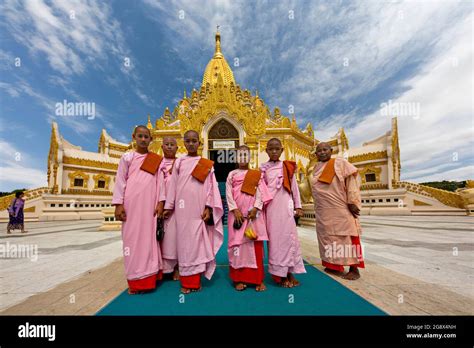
[140,152,163,175]
[241,169,261,196]
[191,158,214,183]
[318,158,336,184]
[283,160,297,193]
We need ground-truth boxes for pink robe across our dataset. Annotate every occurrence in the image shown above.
[164,155,224,280]
[158,157,178,273]
[260,161,306,277]
[311,157,364,267]
[112,151,163,283]
[226,169,272,269]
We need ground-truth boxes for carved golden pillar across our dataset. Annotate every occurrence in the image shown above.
[52,164,58,194]
[245,136,259,169]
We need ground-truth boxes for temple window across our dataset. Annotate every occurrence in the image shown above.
[69,171,89,189]
[365,173,377,182]
[93,174,110,190]
[74,178,84,187]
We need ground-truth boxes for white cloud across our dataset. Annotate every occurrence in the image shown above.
[141,1,470,114]
[325,13,474,182]
[0,49,18,71]
[1,0,125,76]
[408,165,474,183]
[0,166,47,191]
[0,140,47,191]
[0,79,98,135]
[1,0,155,108]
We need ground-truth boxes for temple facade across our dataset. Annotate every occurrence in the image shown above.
[0,31,470,222]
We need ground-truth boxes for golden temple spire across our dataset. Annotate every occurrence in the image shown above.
[214,25,223,58]
[184,89,187,98]
[202,28,236,87]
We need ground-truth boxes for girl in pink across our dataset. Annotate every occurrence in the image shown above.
[260,138,306,288]
[112,126,163,294]
[226,145,272,291]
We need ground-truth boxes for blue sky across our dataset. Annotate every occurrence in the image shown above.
[0,0,472,191]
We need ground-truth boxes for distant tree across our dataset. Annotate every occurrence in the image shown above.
[420,181,466,192]
[0,188,27,198]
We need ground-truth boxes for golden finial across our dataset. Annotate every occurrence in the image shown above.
[147,114,152,129]
[214,25,222,58]
[163,107,171,122]
[184,89,187,99]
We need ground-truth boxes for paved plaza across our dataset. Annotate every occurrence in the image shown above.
[0,216,472,315]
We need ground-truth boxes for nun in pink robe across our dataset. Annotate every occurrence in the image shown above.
[260,161,306,282]
[158,157,178,274]
[311,157,365,271]
[164,155,224,289]
[226,169,272,286]
[112,151,163,292]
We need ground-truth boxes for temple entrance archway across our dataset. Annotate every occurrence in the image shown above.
[206,118,240,182]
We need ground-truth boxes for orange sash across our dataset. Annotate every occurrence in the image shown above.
[318,158,336,184]
[241,169,261,196]
[282,160,297,193]
[191,158,214,183]
[140,152,163,175]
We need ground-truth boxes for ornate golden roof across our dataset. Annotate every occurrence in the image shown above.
[202,30,236,87]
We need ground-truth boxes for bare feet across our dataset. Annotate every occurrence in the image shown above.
[234,282,247,291]
[128,289,142,295]
[21,230,27,233]
[7,230,11,234]
[342,266,360,280]
[277,278,293,288]
[172,268,180,281]
[181,287,201,294]
[324,267,345,277]
[255,283,266,292]
[287,273,301,287]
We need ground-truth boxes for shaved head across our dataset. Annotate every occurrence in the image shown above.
[315,142,332,162]
[266,137,283,161]
[163,136,177,144]
[267,138,282,147]
[184,130,199,139]
[316,142,331,151]
[183,129,200,155]
[162,136,178,158]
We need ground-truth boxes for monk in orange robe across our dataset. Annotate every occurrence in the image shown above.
[311,142,365,280]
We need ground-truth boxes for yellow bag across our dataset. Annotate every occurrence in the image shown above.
[244,225,257,240]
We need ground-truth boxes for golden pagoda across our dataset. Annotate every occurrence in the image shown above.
[148,29,315,181]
